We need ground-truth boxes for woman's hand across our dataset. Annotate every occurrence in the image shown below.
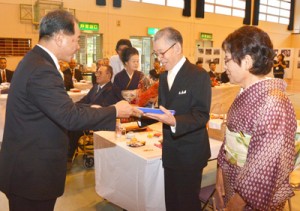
[215,168,225,209]
[225,193,246,211]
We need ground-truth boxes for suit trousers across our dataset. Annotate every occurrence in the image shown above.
[6,193,56,211]
[164,167,203,211]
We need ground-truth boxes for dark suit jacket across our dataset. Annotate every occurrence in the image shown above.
[0,69,14,83]
[63,69,74,91]
[0,45,116,200]
[77,81,123,106]
[64,68,83,82]
[158,59,211,170]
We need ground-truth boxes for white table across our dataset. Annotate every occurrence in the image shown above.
[94,123,222,211]
[73,82,93,91]
[0,91,87,146]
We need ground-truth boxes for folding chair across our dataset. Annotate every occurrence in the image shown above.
[199,184,217,211]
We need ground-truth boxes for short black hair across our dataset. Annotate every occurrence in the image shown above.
[196,60,203,65]
[209,61,215,66]
[39,9,78,41]
[115,39,132,51]
[121,47,139,65]
[222,26,275,76]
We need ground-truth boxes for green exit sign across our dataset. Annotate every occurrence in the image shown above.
[200,33,213,40]
[148,27,160,35]
[79,22,99,31]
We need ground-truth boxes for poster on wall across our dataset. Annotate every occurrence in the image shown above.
[295,48,300,75]
[195,45,224,73]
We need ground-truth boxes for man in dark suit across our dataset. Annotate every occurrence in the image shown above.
[68,65,123,162]
[65,58,83,82]
[0,57,14,83]
[59,60,74,91]
[0,10,140,211]
[142,27,211,211]
[208,61,216,77]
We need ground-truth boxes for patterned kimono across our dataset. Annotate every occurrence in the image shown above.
[217,78,297,210]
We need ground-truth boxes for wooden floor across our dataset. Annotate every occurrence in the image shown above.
[0,79,300,211]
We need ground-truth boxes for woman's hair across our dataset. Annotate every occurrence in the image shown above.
[121,47,139,65]
[222,26,275,75]
[39,9,78,41]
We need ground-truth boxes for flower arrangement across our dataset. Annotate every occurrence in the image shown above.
[210,77,219,87]
[130,75,159,107]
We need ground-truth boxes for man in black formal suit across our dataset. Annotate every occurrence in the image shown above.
[68,65,123,162]
[142,27,211,211]
[0,57,14,83]
[0,10,140,211]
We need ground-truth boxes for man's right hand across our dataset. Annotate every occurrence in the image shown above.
[114,100,143,118]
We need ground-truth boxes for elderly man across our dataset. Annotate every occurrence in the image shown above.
[0,10,140,211]
[141,27,211,211]
[65,58,83,82]
[68,65,123,163]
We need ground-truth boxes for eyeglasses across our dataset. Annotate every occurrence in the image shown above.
[224,58,233,65]
[152,43,176,58]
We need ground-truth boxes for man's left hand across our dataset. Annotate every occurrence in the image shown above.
[143,105,176,126]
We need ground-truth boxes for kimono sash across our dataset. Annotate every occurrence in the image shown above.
[224,127,251,167]
[225,127,300,169]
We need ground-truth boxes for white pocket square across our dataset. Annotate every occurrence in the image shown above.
[178,90,186,95]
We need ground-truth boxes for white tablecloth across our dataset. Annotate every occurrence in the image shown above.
[73,82,93,91]
[94,122,222,211]
[0,91,87,146]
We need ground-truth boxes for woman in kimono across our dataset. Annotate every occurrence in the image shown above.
[113,47,144,91]
[215,26,297,210]
[113,47,144,103]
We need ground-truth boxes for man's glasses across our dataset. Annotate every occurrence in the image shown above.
[152,43,176,58]
[224,58,233,65]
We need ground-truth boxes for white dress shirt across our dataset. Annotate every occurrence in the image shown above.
[167,56,186,90]
[109,55,124,82]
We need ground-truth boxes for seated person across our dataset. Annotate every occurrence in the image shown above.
[65,58,83,82]
[59,60,74,91]
[208,61,219,79]
[113,47,144,103]
[68,65,123,164]
[0,57,14,83]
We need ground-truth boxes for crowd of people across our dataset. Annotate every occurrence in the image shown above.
[0,9,298,211]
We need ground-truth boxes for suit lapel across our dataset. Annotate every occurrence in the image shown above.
[164,61,189,107]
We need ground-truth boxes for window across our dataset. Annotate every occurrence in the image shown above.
[0,38,31,57]
[205,0,245,18]
[129,0,184,8]
[259,0,291,24]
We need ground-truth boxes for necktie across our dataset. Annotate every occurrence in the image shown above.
[2,70,6,82]
[96,85,101,93]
